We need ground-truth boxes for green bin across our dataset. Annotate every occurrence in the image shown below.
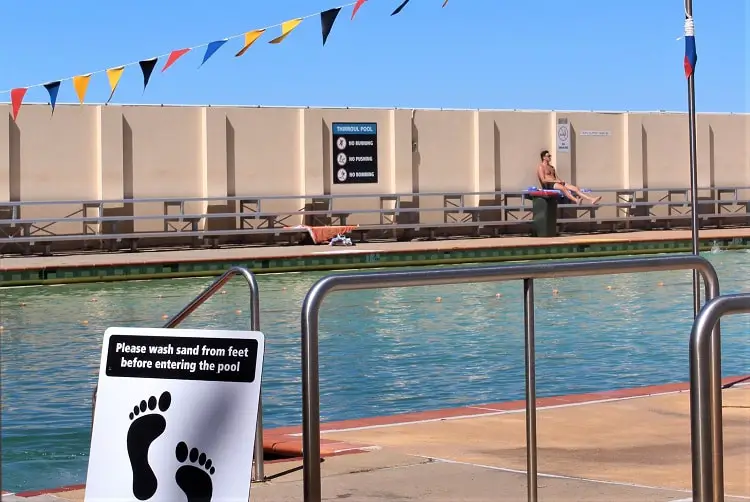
[531,196,558,237]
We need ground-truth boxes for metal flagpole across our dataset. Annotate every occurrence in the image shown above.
[684,1,700,316]
[684,6,725,500]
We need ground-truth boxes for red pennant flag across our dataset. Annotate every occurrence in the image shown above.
[162,48,191,72]
[352,0,367,19]
[10,88,27,121]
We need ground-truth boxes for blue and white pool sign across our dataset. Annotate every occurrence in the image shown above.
[333,123,377,135]
[332,122,378,184]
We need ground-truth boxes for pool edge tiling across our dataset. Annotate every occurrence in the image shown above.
[8,374,750,500]
[1,228,749,287]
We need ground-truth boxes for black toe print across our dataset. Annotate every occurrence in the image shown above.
[175,441,215,502]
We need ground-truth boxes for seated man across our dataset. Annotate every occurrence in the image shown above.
[536,150,601,205]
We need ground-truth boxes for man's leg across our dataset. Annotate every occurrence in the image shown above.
[554,183,581,203]
[566,184,601,204]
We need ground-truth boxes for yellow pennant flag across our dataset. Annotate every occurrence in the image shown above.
[269,18,303,44]
[235,29,266,57]
[72,74,92,104]
[106,66,125,103]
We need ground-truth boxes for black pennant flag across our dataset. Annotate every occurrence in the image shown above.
[139,58,158,92]
[391,0,411,15]
[320,7,341,46]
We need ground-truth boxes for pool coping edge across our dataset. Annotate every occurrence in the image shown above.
[10,374,749,498]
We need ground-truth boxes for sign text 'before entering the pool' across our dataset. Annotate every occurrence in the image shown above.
[85,327,265,502]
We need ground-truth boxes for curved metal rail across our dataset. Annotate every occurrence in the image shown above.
[162,266,264,482]
[689,293,750,502]
[299,255,723,502]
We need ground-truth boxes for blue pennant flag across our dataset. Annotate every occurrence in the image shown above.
[43,81,61,115]
[201,40,227,67]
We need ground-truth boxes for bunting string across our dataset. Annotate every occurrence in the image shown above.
[2,0,451,120]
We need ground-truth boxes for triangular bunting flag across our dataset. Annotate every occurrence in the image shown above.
[269,18,303,44]
[106,66,125,103]
[43,81,61,114]
[391,0,411,15]
[235,29,266,57]
[201,40,227,67]
[10,88,27,121]
[2,2,460,103]
[352,0,367,20]
[139,58,158,91]
[72,74,92,104]
[162,48,191,72]
[320,8,341,45]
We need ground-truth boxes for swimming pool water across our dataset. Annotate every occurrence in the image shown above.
[1,251,749,492]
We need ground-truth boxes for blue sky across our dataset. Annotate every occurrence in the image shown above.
[0,0,746,112]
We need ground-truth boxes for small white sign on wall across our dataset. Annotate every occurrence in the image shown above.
[85,327,265,502]
[556,118,570,152]
[580,130,611,137]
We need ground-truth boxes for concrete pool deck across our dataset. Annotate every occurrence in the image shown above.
[6,376,749,501]
[1,227,750,287]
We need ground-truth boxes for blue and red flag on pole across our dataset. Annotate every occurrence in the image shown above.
[684,17,697,78]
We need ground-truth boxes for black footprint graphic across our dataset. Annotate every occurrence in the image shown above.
[126,391,172,500]
[175,441,215,502]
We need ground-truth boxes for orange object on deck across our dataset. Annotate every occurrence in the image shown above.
[299,225,358,244]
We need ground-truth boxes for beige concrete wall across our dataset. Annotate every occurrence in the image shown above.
[0,108,9,202]
[1,104,747,219]
[7,104,100,201]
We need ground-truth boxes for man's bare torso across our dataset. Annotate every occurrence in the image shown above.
[537,163,558,185]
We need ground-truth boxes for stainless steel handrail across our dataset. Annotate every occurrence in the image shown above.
[3,185,747,208]
[3,186,748,250]
[90,266,266,482]
[1,200,718,226]
[689,294,750,502]
[162,266,265,483]
[299,255,722,502]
